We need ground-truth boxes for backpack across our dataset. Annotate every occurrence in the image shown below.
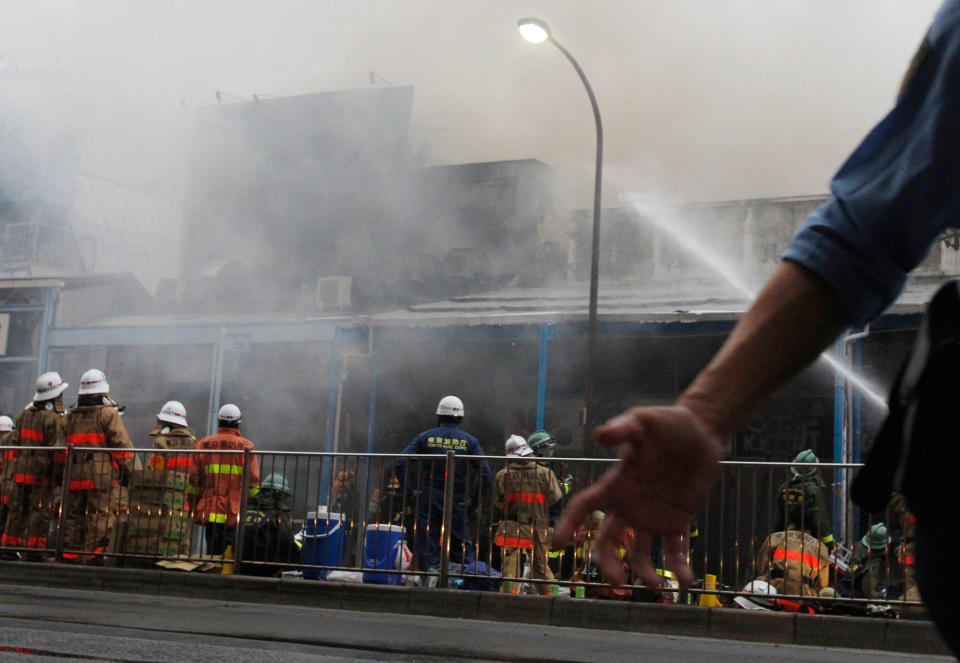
[851,280,960,527]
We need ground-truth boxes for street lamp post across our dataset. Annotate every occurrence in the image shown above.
[518,17,603,453]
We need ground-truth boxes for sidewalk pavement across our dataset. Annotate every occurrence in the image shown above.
[0,560,949,658]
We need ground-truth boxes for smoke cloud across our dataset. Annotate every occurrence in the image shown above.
[0,0,941,209]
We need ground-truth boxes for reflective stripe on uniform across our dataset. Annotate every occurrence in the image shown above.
[68,479,96,490]
[1,534,22,546]
[20,428,44,441]
[504,492,546,504]
[166,456,192,468]
[204,463,244,475]
[495,535,533,549]
[2,450,18,461]
[13,473,40,485]
[26,536,46,549]
[67,433,105,445]
[110,450,132,461]
[208,513,228,523]
[773,548,821,569]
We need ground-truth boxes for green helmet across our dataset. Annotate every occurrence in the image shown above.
[790,449,820,479]
[260,472,292,495]
[861,522,891,550]
[527,430,556,454]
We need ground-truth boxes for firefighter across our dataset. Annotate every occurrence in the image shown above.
[395,395,490,572]
[0,414,17,546]
[571,510,634,600]
[146,400,196,556]
[240,472,300,576]
[527,429,573,581]
[775,449,835,546]
[61,369,133,563]
[2,373,67,560]
[890,494,920,602]
[493,435,562,595]
[755,527,831,599]
[853,522,893,600]
[190,404,259,556]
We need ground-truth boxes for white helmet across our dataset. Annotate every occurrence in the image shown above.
[0,415,13,432]
[505,434,533,457]
[34,371,68,401]
[218,403,242,424]
[733,579,778,610]
[157,400,188,427]
[436,395,464,417]
[78,369,109,395]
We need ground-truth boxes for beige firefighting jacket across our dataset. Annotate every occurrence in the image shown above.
[63,400,133,491]
[0,429,18,502]
[756,529,830,597]
[8,400,66,489]
[148,423,196,470]
[493,459,562,548]
[190,427,259,527]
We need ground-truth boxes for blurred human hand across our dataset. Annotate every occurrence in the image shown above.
[554,405,723,589]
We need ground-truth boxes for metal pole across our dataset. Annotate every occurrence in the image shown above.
[365,334,380,454]
[549,37,603,453]
[55,447,73,561]
[206,327,226,436]
[536,323,550,430]
[234,447,252,570]
[437,450,456,589]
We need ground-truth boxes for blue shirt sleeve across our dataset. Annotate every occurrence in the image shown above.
[784,1,960,325]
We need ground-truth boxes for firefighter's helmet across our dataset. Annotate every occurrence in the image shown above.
[217,403,242,424]
[157,400,188,427]
[733,579,778,610]
[790,449,819,478]
[261,472,292,495]
[585,510,605,530]
[505,434,533,457]
[33,371,68,402]
[0,415,13,432]
[861,522,891,550]
[435,395,464,417]
[78,369,109,395]
[527,430,556,454]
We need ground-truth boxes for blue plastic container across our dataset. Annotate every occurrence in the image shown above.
[301,509,344,580]
[362,524,406,585]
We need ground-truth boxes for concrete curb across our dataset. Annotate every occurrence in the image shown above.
[0,561,948,657]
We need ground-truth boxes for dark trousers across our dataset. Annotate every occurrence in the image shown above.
[915,517,960,659]
[204,523,234,556]
[414,489,475,570]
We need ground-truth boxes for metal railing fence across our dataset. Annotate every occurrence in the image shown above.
[0,445,923,613]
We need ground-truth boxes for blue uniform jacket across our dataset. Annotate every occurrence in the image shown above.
[395,423,491,498]
[785,0,960,325]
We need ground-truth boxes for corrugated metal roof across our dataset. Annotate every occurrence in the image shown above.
[369,274,951,328]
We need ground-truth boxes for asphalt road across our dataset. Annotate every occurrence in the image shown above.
[0,584,950,663]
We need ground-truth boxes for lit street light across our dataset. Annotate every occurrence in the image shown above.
[518,17,604,454]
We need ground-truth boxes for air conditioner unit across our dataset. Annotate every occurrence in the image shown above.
[316,276,352,312]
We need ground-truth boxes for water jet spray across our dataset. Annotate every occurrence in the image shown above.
[623,192,888,412]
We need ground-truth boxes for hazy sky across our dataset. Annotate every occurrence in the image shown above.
[0,0,943,211]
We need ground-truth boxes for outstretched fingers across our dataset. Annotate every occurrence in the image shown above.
[552,475,611,547]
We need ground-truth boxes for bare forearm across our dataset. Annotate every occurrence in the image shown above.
[677,261,851,441]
